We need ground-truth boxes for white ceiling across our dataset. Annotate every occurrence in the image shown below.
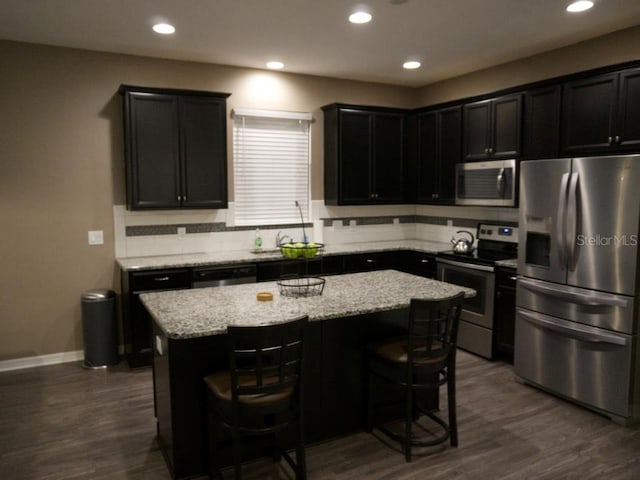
[1,0,640,87]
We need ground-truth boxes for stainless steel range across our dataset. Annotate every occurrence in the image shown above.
[437,223,518,359]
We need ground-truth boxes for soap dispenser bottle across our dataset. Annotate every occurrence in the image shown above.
[254,228,263,251]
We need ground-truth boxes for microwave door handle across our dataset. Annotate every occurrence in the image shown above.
[566,172,579,271]
[496,168,505,196]
[556,172,570,268]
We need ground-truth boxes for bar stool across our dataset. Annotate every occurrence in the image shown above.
[204,316,308,480]
[366,293,464,462]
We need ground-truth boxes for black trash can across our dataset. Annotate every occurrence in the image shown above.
[81,289,119,369]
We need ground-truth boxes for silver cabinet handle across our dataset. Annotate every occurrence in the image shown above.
[154,276,170,282]
[421,259,430,263]
[366,258,375,263]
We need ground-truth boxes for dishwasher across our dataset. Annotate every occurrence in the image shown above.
[191,264,257,288]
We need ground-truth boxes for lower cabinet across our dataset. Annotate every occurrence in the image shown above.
[152,311,435,478]
[121,268,190,368]
[494,267,516,362]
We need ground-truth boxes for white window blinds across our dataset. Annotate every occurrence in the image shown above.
[233,108,311,226]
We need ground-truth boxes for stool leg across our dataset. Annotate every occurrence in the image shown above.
[231,429,243,480]
[405,382,412,463]
[296,417,307,480]
[366,362,374,432]
[447,365,458,447]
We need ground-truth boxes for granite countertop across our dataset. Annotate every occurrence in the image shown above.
[117,239,452,271]
[141,269,475,340]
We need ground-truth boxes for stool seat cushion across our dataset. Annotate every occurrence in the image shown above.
[370,337,447,366]
[204,370,294,406]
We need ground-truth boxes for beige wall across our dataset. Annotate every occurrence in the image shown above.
[1,24,639,362]
[0,40,413,360]
[416,25,640,107]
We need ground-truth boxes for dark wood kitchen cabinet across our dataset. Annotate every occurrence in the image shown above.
[121,268,190,367]
[523,85,561,159]
[323,104,407,205]
[462,93,522,161]
[494,266,516,363]
[120,85,230,210]
[561,68,640,155]
[416,106,461,203]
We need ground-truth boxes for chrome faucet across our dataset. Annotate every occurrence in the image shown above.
[276,231,292,247]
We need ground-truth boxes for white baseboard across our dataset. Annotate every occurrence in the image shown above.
[0,345,125,373]
[0,350,85,373]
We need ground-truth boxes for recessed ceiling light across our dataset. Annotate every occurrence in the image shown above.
[349,11,372,24]
[566,1,594,12]
[403,61,421,70]
[266,61,284,70]
[152,23,175,34]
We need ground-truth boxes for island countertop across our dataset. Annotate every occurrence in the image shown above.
[140,269,475,339]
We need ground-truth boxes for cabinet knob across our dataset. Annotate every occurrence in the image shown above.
[608,136,613,145]
[615,135,621,143]
[484,148,489,154]
[435,193,439,199]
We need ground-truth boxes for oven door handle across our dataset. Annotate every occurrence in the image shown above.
[437,258,495,273]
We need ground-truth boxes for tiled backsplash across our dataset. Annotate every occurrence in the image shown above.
[114,201,519,258]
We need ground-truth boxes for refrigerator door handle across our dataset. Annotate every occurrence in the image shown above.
[519,310,629,346]
[566,172,580,271]
[556,172,570,267]
[518,278,629,308]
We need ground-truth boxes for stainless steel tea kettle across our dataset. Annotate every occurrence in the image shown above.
[451,230,475,254]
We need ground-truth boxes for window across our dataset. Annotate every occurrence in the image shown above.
[233,108,311,226]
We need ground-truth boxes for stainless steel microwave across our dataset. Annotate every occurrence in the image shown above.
[455,159,517,207]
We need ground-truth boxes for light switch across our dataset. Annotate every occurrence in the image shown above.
[88,230,104,245]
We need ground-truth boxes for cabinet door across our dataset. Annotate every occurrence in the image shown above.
[339,110,372,204]
[373,112,405,203]
[416,112,438,202]
[523,85,561,159]
[617,68,640,151]
[125,93,180,209]
[438,106,462,203]
[179,97,228,208]
[491,94,522,159]
[417,107,460,204]
[463,100,491,161]
[561,73,618,154]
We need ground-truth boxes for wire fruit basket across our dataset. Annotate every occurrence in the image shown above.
[277,275,326,297]
[280,242,325,259]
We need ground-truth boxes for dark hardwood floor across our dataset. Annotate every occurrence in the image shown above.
[1,351,639,479]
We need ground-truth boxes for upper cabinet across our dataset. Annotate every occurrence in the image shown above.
[522,85,561,160]
[462,93,522,161]
[120,85,230,210]
[323,104,406,205]
[561,68,640,155]
[416,106,461,204]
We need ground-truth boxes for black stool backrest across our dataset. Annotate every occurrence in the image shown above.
[407,293,465,375]
[227,316,308,404]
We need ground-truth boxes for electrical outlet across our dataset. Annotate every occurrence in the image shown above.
[88,230,104,245]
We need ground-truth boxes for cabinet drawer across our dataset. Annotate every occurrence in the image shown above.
[130,268,190,292]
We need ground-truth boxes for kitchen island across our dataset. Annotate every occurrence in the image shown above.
[141,270,475,479]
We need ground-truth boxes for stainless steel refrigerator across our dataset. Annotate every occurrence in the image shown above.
[516,155,640,425]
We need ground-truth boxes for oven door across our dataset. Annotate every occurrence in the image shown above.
[437,258,495,358]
